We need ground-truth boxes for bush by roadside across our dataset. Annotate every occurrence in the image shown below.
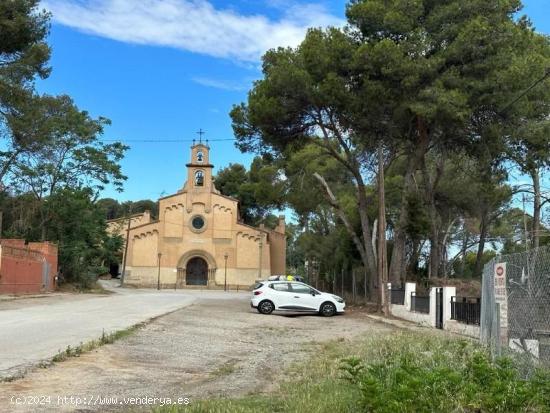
[156,332,550,413]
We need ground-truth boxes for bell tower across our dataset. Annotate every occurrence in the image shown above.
[185,130,213,192]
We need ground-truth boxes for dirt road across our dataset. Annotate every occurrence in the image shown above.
[0,293,393,412]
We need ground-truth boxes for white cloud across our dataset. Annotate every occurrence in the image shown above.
[41,0,343,62]
[192,76,247,91]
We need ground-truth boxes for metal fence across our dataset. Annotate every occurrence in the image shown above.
[390,288,405,305]
[451,296,481,325]
[481,245,550,369]
[411,292,430,313]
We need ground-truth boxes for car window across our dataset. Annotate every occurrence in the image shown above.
[253,282,263,290]
[291,284,312,294]
[270,283,290,292]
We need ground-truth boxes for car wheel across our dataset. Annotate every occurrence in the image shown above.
[258,300,275,315]
[320,302,336,317]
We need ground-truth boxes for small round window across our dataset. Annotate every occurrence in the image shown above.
[191,216,205,230]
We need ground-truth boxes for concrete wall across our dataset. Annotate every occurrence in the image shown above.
[446,320,481,339]
[390,303,434,327]
[389,283,479,339]
[124,266,257,290]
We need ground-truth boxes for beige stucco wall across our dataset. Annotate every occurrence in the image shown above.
[124,266,262,289]
[120,143,285,289]
[107,211,151,239]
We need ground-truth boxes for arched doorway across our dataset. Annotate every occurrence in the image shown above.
[186,257,208,285]
[109,262,120,278]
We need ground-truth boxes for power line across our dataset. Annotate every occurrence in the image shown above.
[101,138,236,143]
[499,67,550,114]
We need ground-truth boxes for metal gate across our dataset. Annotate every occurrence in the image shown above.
[435,287,444,329]
[42,260,51,290]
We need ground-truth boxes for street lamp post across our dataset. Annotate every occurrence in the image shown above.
[157,252,162,290]
[224,252,228,292]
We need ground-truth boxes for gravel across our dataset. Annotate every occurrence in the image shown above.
[0,294,393,412]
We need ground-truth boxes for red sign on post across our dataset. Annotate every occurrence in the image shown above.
[494,262,508,334]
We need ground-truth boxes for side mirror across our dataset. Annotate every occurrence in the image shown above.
[310,290,316,296]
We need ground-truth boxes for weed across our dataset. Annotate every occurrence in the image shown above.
[156,332,550,413]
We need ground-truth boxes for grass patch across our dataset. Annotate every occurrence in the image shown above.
[1,325,142,383]
[52,323,144,363]
[57,281,113,294]
[209,359,239,379]
[156,332,550,413]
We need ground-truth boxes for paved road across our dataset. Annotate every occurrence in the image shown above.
[0,293,393,412]
[0,282,246,380]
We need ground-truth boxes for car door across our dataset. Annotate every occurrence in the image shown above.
[289,283,322,311]
[268,282,293,309]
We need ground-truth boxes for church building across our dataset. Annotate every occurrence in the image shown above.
[107,141,286,289]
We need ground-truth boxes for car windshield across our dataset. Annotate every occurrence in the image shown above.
[253,282,263,290]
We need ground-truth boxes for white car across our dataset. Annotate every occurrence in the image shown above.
[250,281,345,316]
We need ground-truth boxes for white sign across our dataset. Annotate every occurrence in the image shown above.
[494,262,508,330]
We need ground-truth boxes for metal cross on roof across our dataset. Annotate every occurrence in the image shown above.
[196,128,206,143]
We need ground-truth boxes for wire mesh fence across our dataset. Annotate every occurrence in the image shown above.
[304,266,377,305]
[481,245,550,371]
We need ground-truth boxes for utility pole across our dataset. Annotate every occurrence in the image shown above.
[377,145,389,315]
[120,206,132,286]
[258,233,263,279]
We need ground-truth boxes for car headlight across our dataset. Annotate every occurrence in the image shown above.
[331,295,344,303]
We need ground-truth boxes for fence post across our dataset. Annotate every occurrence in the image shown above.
[442,286,456,330]
[429,287,437,327]
[494,303,501,359]
[404,282,416,311]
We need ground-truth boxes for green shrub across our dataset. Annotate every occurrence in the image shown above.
[157,333,550,413]
[342,335,550,413]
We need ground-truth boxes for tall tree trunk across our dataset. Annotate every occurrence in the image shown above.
[389,158,414,285]
[377,146,389,315]
[530,167,541,249]
[422,153,445,279]
[356,180,378,280]
[429,231,440,279]
[440,218,456,278]
[313,173,377,281]
[474,215,487,277]
[459,222,468,277]
[407,239,421,275]
[389,118,430,285]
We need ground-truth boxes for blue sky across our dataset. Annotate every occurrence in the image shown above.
[37,0,549,202]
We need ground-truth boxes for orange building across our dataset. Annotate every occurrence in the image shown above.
[108,142,286,289]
